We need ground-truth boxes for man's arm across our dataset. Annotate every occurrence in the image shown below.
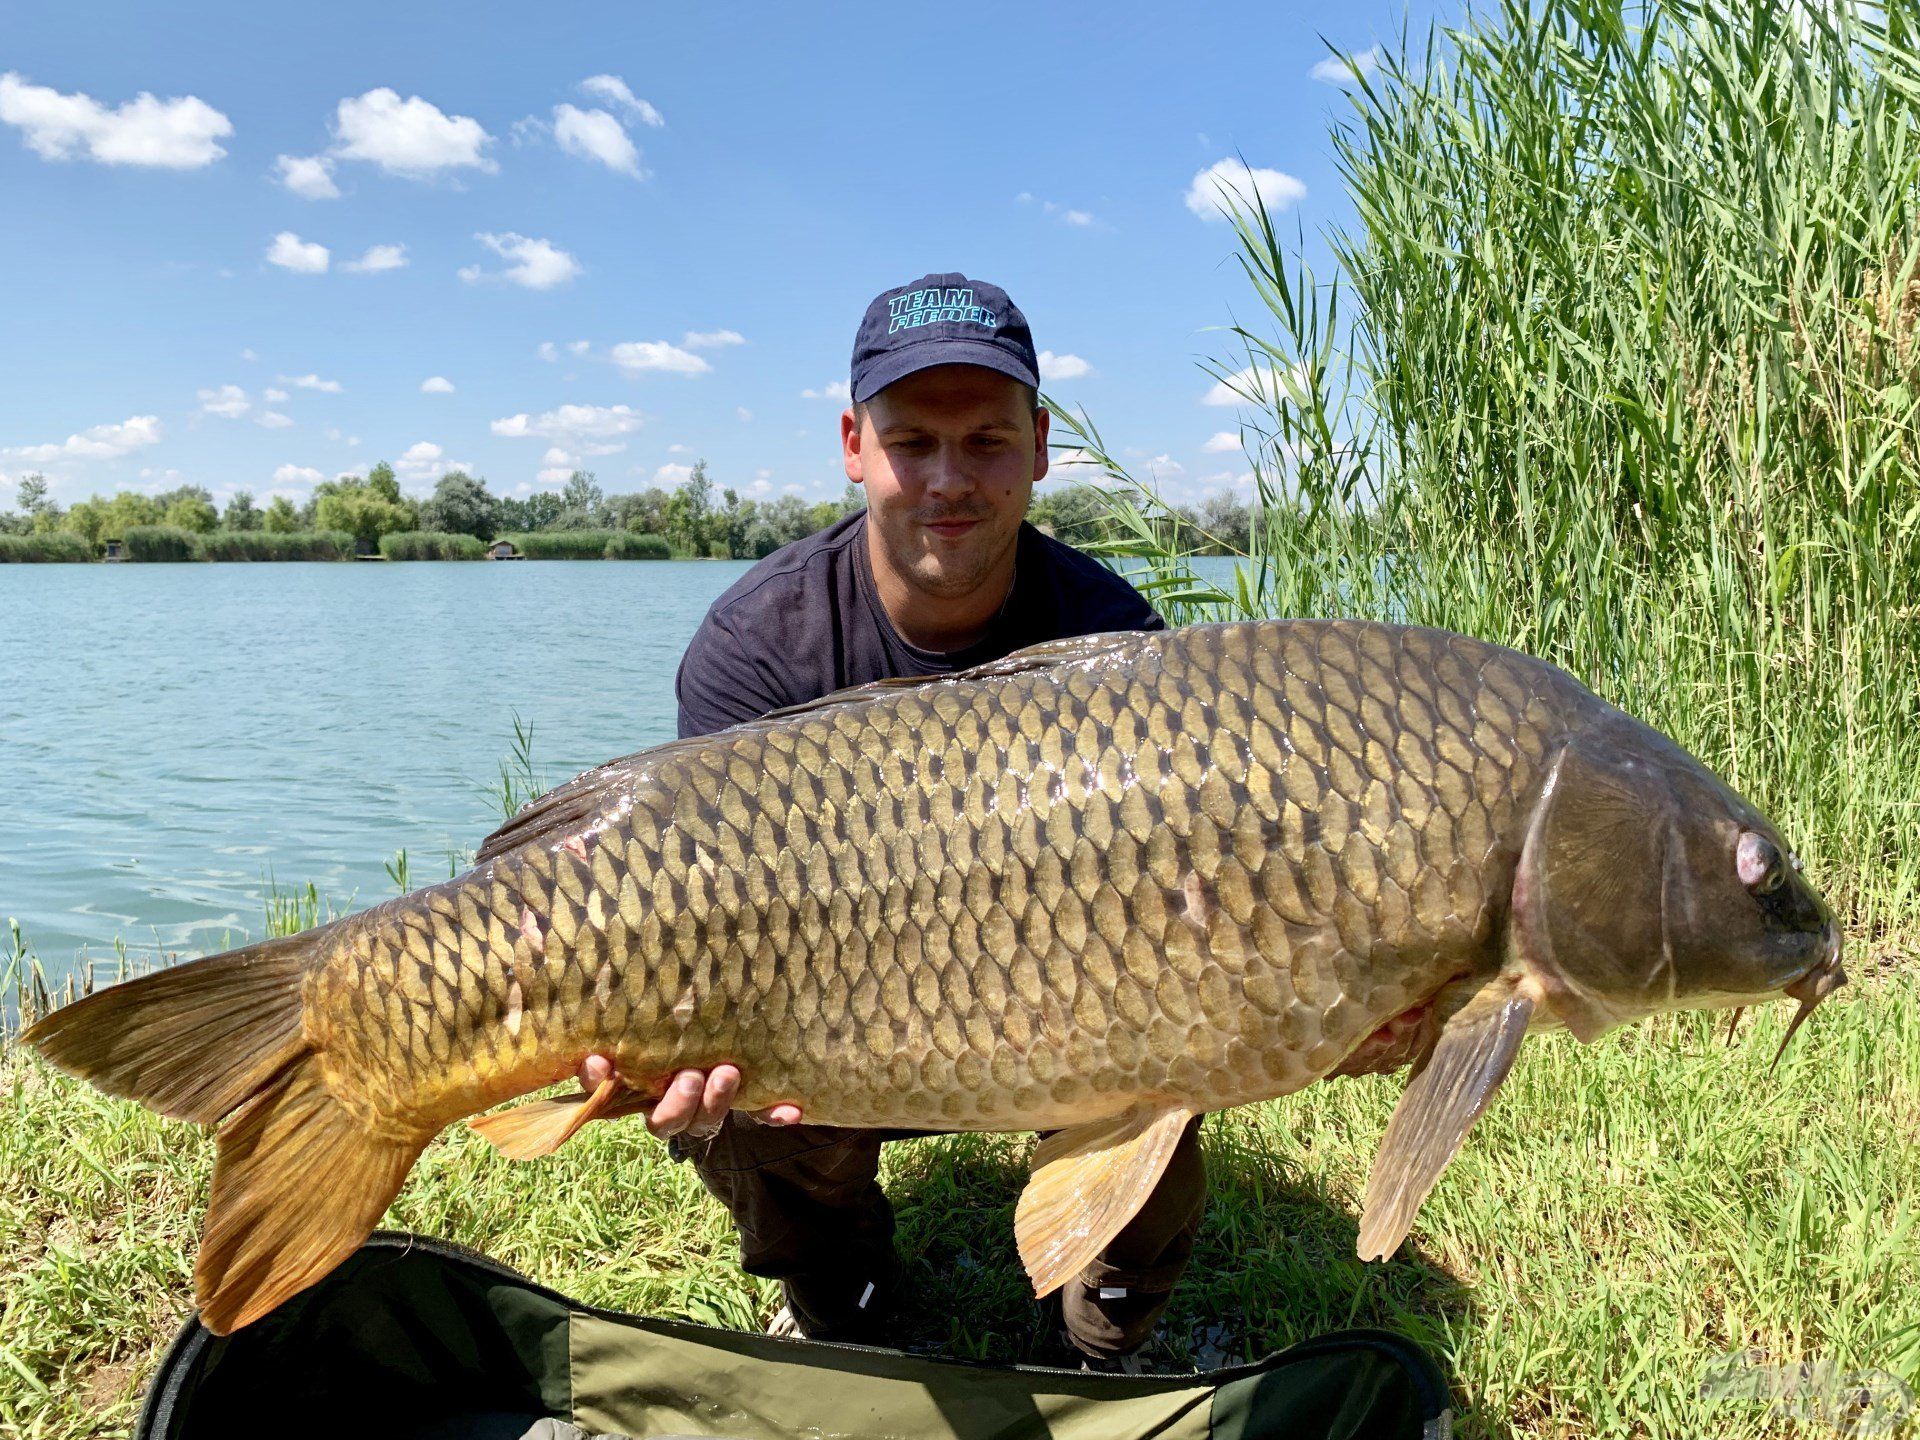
[675,607,794,740]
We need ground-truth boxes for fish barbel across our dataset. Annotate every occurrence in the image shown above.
[26,619,1843,1333]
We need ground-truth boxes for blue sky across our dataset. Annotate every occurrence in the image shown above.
[0,2,1432,513]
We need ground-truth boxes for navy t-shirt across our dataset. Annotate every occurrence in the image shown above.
[675,510,1163,739]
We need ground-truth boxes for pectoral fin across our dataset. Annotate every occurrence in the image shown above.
[1356,984,1535,1262]
[1014,1102,1195,1297]
[467,1076,649,1160]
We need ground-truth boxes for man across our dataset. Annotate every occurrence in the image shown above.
[577,273,1204,1368]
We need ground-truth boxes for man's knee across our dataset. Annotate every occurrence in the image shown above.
[686,1117,893,1278]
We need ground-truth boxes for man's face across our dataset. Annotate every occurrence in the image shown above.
[842,364,1049,601]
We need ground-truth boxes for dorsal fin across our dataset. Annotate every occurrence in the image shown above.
[473,627,1153,865]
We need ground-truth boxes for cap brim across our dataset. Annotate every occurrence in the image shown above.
[851,337,1040,404]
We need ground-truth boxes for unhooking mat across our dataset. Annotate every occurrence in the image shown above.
[134,1232,1453,1440]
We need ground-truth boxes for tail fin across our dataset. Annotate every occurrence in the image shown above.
[23,931,317,1123]
[197,1053,425,1333]
[24,929,427,1334]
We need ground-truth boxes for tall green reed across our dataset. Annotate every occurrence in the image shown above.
[1058,0,1920,939]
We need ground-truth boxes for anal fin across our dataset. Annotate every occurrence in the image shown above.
[1014,1102,1195,1298]
[466,1076,648,1160]
[1357,982,1534,1262]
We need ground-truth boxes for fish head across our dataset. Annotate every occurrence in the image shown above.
[1511,722,1843,1043]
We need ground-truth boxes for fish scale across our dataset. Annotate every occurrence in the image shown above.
[32,615,1842,1333]
[300,619,1556,1137]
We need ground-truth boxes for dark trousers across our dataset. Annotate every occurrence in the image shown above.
[687,1116,1206,1359]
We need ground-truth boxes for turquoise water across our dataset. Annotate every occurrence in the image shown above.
[1,557,1244,978]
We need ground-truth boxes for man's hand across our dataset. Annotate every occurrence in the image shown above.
[575,1054,803,1139]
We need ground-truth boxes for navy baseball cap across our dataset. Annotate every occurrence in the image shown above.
[849,271,1040,404]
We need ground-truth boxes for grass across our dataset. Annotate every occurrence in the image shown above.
[2,938,1914,1438]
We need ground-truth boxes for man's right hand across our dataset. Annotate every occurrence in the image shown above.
[575,1054,804,1140]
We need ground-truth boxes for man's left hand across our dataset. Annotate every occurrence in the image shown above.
[575,1054,804,1139]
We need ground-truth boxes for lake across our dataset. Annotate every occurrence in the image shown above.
[1,555,1243,980]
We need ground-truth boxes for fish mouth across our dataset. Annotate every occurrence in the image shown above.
[1768,921,1845,1071]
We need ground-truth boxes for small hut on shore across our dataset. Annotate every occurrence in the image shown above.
[487,540,523,560]
[102,537,125,561]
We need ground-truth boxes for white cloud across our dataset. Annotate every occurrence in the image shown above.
[395,440,447,479]
[1049,447,1104,472]
[341,242,407,273]
[536,467,572,484]
[263,387,288,402]
[3,414,162,463]
[1185,159,1306,221]
[330,88,494,177]
[241,347,258,362]
[420,375,455,394]
[491,403,644,443]
[256,411,294,428]
[735,405,753,421]
[280,373,343,393]
[267,231,329,273]
[274,153,338,198]
[541,446,574,466]
[198,384,250,419]
[0,72,231,168]
[537,341,559,362]
[609,340,709,376]
[1148,454,1185,476]
[1202,362,1303,407]
[579,75,664,127]
[552,104,643,178]
[272,463,325,486]
[1037,351,1092,382]
[567,339,590,355]
[1203,430,1242,453]
[653,462,694,485]
[1017,192,1102,228]
[802,380,851,401]
[459,232,580,289]
[683,329,745,350]
[1311,46,1382,84]
[392,440,472,482]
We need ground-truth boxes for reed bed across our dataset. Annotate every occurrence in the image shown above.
[195,530,356,562]
[378,530,488,561]
[1061,0,1920,946]
[499,529,628,559]
[603,531,674,559]
[0,533,92,563]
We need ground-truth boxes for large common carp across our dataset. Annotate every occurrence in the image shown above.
[27,620,1844,1334]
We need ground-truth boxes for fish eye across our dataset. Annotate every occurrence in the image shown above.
[1736,831,1785,894]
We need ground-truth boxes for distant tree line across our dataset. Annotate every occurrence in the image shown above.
[1,466,1260,561]
[0,463,868,560]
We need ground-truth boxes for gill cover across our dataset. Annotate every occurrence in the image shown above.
[1510,739,1680,1042]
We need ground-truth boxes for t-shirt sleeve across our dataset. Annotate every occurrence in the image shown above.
[1121,587,1167,632]
[674,607,792,739]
